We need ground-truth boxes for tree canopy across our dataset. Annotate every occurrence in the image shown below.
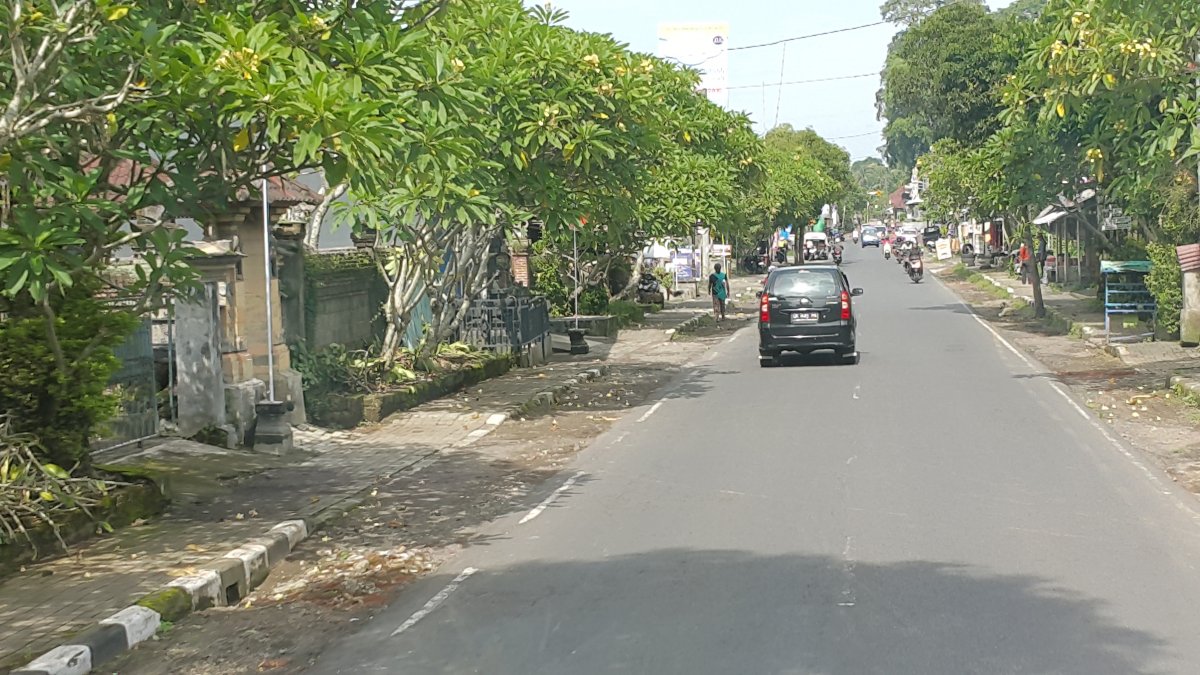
[878,2,1017,167]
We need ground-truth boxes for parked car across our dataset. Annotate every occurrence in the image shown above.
[757,265,863,367]
[860,226,881,248]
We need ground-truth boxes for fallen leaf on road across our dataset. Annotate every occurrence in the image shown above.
[235,513,245,520]
[310,496,321,503]
[185,544,205,552]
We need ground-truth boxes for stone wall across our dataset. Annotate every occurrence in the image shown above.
[290,251,387,351]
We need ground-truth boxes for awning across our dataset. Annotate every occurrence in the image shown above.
[642,243,671,259]
[1033,208,1067,226]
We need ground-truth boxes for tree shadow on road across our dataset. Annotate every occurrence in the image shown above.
[314,548,1171,675]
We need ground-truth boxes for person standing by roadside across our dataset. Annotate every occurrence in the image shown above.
[1036,233,1048,279]
[708,263,730,321]
[1018,242,1032,284]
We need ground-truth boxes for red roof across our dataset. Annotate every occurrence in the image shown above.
[95,159,321,206]
[889,187,907,210]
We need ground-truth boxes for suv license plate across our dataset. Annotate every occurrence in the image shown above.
[790,312,819,324]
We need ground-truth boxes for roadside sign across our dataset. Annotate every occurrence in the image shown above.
[711,244,732,257]
[1103,215,1133,231]
[935,239,953,260]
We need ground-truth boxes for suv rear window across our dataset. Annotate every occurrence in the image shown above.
[770,269,842,298]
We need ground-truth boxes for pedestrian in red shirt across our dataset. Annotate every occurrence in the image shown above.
[1018,243,1032,285]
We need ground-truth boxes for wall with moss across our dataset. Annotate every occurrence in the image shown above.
[293,251,388,350]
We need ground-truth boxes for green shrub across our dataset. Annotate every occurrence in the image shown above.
[531,241,571,315]
[0,297,136,467]
[1146,242,1182,338]
[608,300,645,327]
[579,284,609,315]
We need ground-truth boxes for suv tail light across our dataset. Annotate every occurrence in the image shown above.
[840,290,851,320]
[760,294,770,323]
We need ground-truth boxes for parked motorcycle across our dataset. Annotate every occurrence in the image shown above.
[636,271,665,304]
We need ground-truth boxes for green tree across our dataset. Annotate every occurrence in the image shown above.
[878,2,1016,167]
[880,0,984,26]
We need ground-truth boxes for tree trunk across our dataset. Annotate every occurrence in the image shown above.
[303,182,347,251]
[615,250,646,300]
[1022,225,1046,318]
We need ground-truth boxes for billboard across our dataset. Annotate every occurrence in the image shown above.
[657,22,729,108]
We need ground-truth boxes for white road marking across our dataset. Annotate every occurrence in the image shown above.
[852,385,861,400]
[951,292,1200,514]
[611,432,628,446]
[838,536,857,607]
[390,567,478,637]
[637,401,664,423]
[519,471,586,524]
[846,456,857,465]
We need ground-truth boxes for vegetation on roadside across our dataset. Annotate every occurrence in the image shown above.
[880,0,1200,325]
[293,341,492,399]
[0,418,128,556]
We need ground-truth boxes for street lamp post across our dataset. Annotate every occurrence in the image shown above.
[252,169,293,454]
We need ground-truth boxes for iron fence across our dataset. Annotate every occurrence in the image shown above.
[459,289,550,354]
[92,318,160,451]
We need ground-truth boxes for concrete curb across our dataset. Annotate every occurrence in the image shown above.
[13,363,610,674]
[975,273,1092,339]
[1169,374,1200,401]
[668,313,711,339]
[12,518,308,675]
[505,365,610,419]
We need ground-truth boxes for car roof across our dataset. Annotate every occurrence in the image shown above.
[771,264,841,272]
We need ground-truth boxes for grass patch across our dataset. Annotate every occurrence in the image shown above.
[969,274,1012,300]
[949,263,973,281]
[608,299,645,328]
[1173,383,1200,410]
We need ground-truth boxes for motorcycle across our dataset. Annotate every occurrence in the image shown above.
[636,271,665,304]
[904,254,924,283]
[832,246,843,265]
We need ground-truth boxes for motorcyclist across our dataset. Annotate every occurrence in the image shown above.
[882,236,893,259]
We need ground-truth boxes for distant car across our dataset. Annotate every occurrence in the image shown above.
[757,265,863,367]
[860,226,881,248]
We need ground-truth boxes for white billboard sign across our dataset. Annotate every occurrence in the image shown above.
[657,22,729,108]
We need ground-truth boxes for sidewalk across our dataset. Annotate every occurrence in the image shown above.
[955,264,1200,380]
[971,266,1105,339]
[1,293,747,672]
[0,356,612,670]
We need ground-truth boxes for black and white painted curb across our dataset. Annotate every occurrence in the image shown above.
[13,519,309,675]
[14,363,610,675]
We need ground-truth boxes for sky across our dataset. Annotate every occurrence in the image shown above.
[538,0,1015,161]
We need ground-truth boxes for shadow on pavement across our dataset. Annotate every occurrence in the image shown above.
[772,351,865,368]
[314,548,1169,674]
[909,303,977,316]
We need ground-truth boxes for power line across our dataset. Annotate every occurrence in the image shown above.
[728,72,879,90]
[826,131,882,140]
[729,21,888,51]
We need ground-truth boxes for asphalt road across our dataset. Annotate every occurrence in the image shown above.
[311,246,1200,674]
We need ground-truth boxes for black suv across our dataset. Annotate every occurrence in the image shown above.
[757,265,863,366]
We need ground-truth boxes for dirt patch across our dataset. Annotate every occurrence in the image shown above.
[942,273,1200,493]
[109,329,732,674]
